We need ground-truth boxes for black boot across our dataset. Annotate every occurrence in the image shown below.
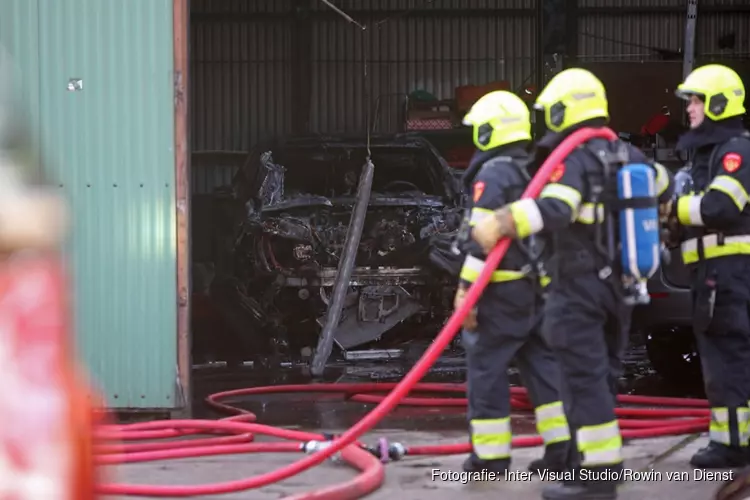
[528,442,569,474]
[462,453,510,475]
[690,441,748,468]
[542,464,621,500]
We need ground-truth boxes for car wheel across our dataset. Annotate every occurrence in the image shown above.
[645,327,703,386]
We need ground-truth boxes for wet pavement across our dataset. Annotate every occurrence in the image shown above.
[108,433,736,500]
[106,342,726,499]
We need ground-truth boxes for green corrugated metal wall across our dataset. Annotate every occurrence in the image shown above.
[0,0,179,409]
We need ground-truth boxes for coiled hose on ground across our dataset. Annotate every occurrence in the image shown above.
[95,128,714,499]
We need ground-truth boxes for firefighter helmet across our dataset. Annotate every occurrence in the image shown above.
[462,90,532,151]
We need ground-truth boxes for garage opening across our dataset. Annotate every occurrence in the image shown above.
[188,0,538,370]
[186,0,750,376]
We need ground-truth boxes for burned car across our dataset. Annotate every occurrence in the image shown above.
[210,135,465,364]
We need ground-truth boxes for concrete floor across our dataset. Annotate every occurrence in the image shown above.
[106,429,741,500]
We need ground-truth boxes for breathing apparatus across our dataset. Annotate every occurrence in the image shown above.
[535,68,662,305]
[584,141,661,305]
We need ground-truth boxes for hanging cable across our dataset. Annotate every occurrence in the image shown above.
[319,0,367,30]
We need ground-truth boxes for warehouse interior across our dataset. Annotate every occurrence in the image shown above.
[186,0,750,368]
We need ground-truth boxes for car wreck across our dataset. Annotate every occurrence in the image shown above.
[210,135,465,367]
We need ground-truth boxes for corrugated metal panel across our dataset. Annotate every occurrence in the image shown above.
[578,13,685,61]
[697,12,750,58]
[308,0,536,11]
[581,0,747,5]
[578,2,749,61]
[0,0,41,173]
[190,0,293,151]
[192,0,292,14]
[192,165,237,194]
[36,0,177,409]
[310,14,537,134]
[579,0,685,7]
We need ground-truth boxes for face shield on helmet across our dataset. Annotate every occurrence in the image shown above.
[463,91,532,151]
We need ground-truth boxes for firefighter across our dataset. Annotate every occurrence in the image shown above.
[670,64,750,468]
[470,68,674,499]
[455,90,572,475]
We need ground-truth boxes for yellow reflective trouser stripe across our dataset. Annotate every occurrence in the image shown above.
[576,202,605,224]
[469,207,494,226]
[709,407,750,446]
[577,420,623,466]
[709,175,749,211]
[509,198,544,239]
[540,183,582,218]
[471,418,511,460]
[535,401,571,445]
[654,162,670,196]
[681,234,750,264]
[676,194,705,226]
[710,408,731,445]
[459,255,526,283]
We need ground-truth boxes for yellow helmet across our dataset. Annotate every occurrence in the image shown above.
[676,64,746,120]
[462,91,531,151]
[534,68,609,133]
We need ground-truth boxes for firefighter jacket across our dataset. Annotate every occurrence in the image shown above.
[503,126,674,275]
[674,118,750,266]
[458,145,548,289]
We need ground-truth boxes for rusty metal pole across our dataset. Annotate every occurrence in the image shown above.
[172,0,192,419]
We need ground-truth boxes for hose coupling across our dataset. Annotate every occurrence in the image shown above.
[302,440,342,463]
[364,440,406,462]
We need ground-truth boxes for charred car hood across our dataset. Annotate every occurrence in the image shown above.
[260,193,447,213]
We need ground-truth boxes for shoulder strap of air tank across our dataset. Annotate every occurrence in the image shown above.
[509,157,532,182]
[583,138,630,170]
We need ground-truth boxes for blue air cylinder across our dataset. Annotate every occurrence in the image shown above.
[617,163,661,282]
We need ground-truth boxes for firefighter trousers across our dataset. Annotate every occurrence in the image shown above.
[691,256,750,449]
[463,284,571,463]
[542,271,630,470]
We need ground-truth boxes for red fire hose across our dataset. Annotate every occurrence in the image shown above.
[96,128,711,498]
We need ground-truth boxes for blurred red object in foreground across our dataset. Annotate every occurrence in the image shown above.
[0,253,100,499]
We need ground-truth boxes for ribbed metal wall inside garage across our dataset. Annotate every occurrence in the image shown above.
[190,0,536,159]
[577,0,750,62]
[308,8,536,134]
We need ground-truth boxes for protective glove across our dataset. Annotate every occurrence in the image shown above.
[659,199,681,247]
[471,206,517,254]
[454,286,478,331]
